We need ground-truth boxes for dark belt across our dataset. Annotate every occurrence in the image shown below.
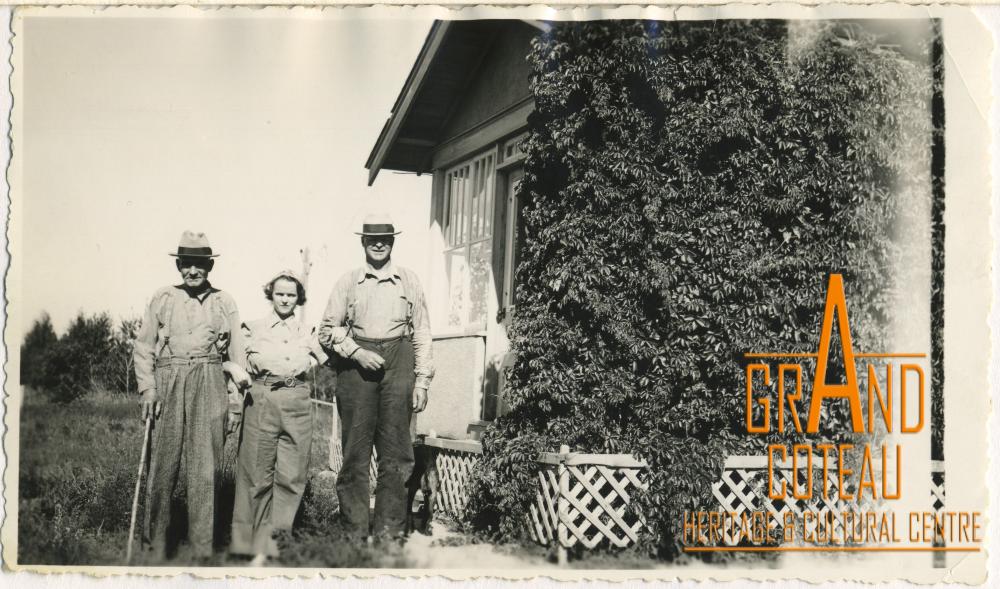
[353,334,410,344]
[255,374,307,389]
[156,353,222,367]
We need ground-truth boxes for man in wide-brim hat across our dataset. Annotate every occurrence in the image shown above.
[134,230,251,562]
[319,214,434,539]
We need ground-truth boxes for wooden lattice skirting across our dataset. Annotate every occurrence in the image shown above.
[313,421,651,554]
[422,437,484,516]
[368,436,483,517]
[528,447,648,550]
[710,455,881,545]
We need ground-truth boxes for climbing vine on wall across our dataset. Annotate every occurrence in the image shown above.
[467,20,937,558]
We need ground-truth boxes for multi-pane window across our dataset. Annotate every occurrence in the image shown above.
[434,137,526,422]
[441,150,496,332]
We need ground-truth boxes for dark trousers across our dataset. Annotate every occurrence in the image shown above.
[143,356,227,559]
[336,336,415,537]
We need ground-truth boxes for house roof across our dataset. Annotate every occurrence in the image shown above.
[365,20,543,185]
[365,20,934,187]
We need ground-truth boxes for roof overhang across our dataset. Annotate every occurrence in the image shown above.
[365,21,452,186]
[366,19,544,186]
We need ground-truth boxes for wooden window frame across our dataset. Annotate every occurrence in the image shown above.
[438,147,499,336]
[430,131,528,423]
[497,131,528,317]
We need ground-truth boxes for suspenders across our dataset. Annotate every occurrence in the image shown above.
[159,290,176,358]
[345,267,416,338]
[156,287,225,361]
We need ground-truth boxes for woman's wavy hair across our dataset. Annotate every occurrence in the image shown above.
[263,273,307,305]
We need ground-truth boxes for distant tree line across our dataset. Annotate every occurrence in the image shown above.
[21,311,338,404]
[21,312,140,403]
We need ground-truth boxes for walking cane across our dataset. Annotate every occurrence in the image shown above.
[126,417,152,564]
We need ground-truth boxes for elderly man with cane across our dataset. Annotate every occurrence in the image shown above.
[319,214,434,541]
[132,231,251,562]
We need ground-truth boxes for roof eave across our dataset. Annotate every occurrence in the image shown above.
[366,20,452,186]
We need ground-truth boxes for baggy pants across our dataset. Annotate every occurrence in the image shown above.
[336,336,415,537]
[143,355,227,559]
[230,380,313,556]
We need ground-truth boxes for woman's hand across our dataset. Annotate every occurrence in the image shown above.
[288,358,314,379]
[224,362,253,389]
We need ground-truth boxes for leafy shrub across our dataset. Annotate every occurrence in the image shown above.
[469,20,936,558]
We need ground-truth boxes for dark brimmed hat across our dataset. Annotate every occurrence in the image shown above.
[354,213,402,236]
[168,230,219,258]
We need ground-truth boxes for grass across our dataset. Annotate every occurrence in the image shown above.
[17,388,660,570]
[16,389,409,567]
[18,391,144,565]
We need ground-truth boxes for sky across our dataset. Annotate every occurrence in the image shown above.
[16,11,434,334]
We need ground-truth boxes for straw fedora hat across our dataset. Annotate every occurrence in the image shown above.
[168,230,219,258]
[354,213,402,236]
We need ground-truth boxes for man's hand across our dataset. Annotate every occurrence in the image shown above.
[412,387,428,413]
[140,389,161,421]
[226,411,243,436]
[353,349,385,372]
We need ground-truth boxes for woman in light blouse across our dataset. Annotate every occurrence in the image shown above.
[230,270,325,565]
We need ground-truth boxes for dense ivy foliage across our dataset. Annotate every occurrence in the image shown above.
[467,20,937,557]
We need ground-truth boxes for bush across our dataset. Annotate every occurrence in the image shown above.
[469,20,936,558]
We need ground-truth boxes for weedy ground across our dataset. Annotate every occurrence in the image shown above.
[17,389,647,570]
[16,390,409,567]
